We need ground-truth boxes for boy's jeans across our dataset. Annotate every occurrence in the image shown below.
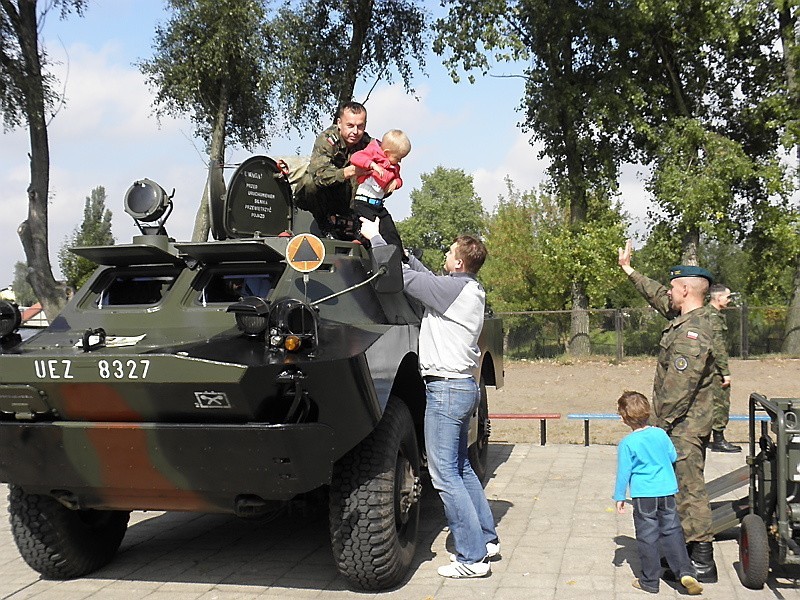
[632,495,694,591]
[424,377,497,564]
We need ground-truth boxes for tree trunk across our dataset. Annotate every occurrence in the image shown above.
[778,0,799,353]
[562,98,590,356]
[680,226,700,265]
[783,255,800,354]
[192,86,228,242]
[339,0,372,106]
[568,280,590,355]
[14,0,65,321]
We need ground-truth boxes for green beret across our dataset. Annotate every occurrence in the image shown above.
[669,265,714,283]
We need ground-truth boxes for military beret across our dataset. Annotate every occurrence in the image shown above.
[669,265,714,283]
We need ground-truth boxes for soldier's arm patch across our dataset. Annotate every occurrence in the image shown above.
[674,356,689,371]
[326,135,337,146]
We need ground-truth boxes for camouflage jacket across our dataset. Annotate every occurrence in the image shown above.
[704,304,730,377]
[308,124,371,188]
[629,271,716,436]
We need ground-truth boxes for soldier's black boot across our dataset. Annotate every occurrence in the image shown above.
[690,541,718,583]
[710,430,741,453]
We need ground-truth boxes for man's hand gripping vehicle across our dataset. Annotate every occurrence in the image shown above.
[0,156,503,591]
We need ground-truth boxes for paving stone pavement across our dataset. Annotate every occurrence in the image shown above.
[0,443,798,599]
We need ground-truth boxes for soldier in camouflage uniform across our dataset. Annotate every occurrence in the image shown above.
[294,102,372,237]
[706,284,740,452]
[618,240,718,583]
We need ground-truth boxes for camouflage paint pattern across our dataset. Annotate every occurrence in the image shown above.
[705,304,731,432]
[672,434,713,542]
[0,232,503,516]
[628,271,716,542]
[295,124,372,216]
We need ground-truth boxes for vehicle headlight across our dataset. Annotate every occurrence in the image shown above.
[0,301,21,338]
[227,296,270,337]
[268,299,317,352]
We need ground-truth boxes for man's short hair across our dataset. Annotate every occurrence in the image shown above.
[617,391,650,428]
[676,276,709,298]
[338,101,367,118]
[454,235,487,274]
[709,283,729,298]
[382,129,411,157]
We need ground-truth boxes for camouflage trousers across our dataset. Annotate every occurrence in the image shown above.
[672,433,713,543]
[712,382,731,432]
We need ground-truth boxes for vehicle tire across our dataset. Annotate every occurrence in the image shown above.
[739,513,770,589]
[329,396,422,590]
[8,485,130,579]
[468,376,490,484]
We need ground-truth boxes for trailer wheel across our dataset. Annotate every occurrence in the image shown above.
[329,396,421,590]
[739,513,770,589]
[8,485,129,579]
[468,377,490,483]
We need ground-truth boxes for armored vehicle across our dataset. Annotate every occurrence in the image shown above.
[0,156,503,590]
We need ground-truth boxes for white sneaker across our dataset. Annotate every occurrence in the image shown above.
[450,541,500,562]
[438,559,491,578]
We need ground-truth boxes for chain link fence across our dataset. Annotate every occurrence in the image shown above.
[499,305,790,361]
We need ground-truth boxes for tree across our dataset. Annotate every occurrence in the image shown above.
[139,0,279,242]
[396,167,486,271]
[11,261,35,306]
[272,0,429,132]
[617,0,793,263]
[435,0,632,354]
[481,179,566,313]
[0,0,86,320]
[773,0,800,352]
[58,186,114,291]
[482,179,627,355]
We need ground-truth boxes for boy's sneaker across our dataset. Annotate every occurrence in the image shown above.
[438,558,491,579]
[450,540,501,562]
[631,579,658,594]
[680,575,703,595]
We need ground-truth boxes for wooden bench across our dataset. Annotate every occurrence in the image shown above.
[489,413,561,446]
[567,413,621,447]
[567,413,770,446]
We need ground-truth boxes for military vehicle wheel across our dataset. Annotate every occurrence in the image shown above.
[468,377,490,483]
[329,396,421,590]
[739,513,770,589]
[8,485,130,579]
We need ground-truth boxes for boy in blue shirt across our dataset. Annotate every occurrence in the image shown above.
[614,391,703,595]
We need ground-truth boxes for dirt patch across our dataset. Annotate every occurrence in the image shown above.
[486,356,800,445]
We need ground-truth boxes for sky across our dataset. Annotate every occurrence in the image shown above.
[0,0,653,288]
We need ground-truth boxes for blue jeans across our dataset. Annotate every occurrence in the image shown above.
[632,495,695,591]
[424,377,498,564]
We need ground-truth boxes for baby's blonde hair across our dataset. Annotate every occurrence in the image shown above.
[382,129,411,158]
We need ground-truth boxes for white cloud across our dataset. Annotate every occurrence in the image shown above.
[0,36,659,290]
[472,134,549,213]
[0,42,205,286]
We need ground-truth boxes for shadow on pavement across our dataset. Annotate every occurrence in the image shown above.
[79,443,513,592]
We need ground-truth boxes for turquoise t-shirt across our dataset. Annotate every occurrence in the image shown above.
[613,426,678,501]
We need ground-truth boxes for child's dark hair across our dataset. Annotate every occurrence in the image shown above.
[617,391,650,428]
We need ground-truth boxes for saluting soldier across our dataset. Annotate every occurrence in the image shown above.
[618,240,718,584]
[294,102,371,237]
[706,284,741,452]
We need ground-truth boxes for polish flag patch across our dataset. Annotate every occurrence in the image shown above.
[686,331,699,339]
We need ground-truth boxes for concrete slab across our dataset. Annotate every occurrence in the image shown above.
[0,443,796,599]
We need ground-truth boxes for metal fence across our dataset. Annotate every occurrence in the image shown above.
[498,305,791,361]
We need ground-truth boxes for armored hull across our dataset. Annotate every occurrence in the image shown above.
[0,156,503,590]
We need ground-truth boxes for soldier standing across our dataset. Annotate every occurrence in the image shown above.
[618,240,718,583]
[706,284,741,452]
[294,102,371,236]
